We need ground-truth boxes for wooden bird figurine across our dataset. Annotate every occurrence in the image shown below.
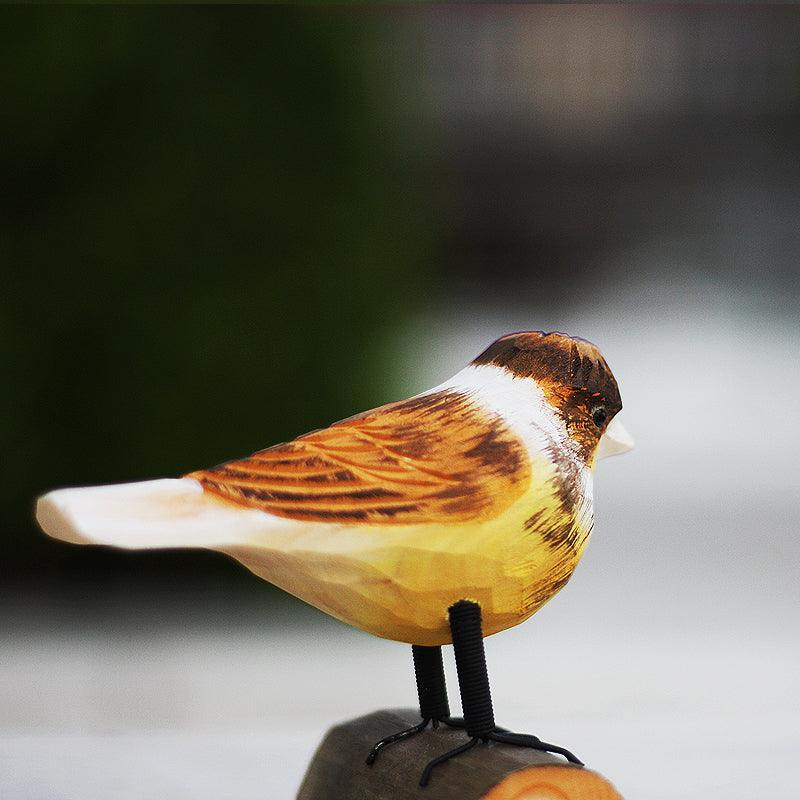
[36,331,632,785]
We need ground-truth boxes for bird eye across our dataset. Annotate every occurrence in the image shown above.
[591,406,608,428]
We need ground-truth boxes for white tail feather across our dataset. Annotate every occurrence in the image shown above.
[35,478,276,550]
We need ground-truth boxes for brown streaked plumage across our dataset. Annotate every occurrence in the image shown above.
[187,389,529,526]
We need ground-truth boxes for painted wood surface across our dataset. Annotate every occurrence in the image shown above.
[36,331,633,645]
[297,708,623,800]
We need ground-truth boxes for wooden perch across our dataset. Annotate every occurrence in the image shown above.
[298,709,623,800]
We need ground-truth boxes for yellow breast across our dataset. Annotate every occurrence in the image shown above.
[220,451,593,646]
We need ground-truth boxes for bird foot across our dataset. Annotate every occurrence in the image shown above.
[485,729,583,765]
[365,717,443,765]
[419,736,480,786]
[418,727,583,787]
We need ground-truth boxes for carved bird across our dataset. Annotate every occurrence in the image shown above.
[36,330,632,785]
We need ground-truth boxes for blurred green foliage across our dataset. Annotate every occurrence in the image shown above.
[1,8,430,574]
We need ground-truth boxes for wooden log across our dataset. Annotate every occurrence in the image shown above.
[298,709,623,800]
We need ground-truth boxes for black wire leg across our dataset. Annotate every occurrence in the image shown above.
[442,716,508,733]
[418,600,582,787]
[412,644,450,722]
[366,644,451,766]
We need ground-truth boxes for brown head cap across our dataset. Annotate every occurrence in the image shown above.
[473,331,623,454]
[473,332,621,408]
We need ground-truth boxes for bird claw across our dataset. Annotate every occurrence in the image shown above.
[365,718,432,765]
[417,727,583,787]
[487,729,583,765]
[419,737,479,787]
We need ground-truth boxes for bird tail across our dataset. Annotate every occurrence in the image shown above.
[35,478,268,551]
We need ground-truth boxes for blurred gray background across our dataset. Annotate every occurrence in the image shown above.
[2,7,799,799]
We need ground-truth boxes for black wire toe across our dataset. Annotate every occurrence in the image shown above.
[487,730,583,766]
[365,718,431,766]
[419,737,479,787]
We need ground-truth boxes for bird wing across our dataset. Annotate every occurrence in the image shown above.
[186,388,530,526]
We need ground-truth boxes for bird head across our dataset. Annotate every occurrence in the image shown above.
[472,331,633,466]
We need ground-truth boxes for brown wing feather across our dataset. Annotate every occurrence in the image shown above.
[186,389,530,525]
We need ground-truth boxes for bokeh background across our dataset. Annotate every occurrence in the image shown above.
[3,6,799,799]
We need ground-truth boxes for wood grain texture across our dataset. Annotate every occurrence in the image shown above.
[187,389,529,526]
[297,709,623,800]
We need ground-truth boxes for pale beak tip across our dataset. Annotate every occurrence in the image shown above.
[595,417,634,460]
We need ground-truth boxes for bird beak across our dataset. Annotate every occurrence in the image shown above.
[595,416,634,460]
